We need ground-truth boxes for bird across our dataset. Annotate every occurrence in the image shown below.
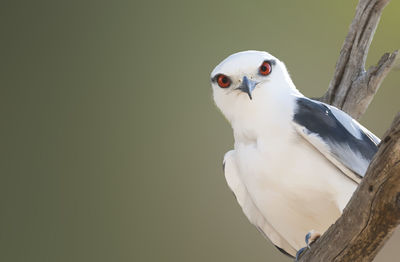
[210,50,380,258]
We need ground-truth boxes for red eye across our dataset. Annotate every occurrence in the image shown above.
[259,61,272,76]
[217,74,231,88]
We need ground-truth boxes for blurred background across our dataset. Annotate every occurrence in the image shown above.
[1,0,399,261]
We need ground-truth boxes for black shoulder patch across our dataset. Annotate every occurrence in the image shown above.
[293,97,378,176]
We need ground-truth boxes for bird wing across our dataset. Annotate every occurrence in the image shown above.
[292,97,379,183]
[223,150,296,257]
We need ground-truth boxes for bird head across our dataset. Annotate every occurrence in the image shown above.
[210,50,298,124]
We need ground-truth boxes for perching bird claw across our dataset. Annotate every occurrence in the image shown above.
[305,229,321,248]
[295,230,321,261]
[295,247,307,261]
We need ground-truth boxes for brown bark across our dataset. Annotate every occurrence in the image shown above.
[298,114,400,262]
[298,0,399,261]
[318,0,398,120]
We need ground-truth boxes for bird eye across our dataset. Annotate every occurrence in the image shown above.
[216,74,231,88]
[259,61,272,76]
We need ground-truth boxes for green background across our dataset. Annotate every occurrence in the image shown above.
[1,0,399,261]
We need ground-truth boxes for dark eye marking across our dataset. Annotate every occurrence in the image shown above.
[211,75,219,83]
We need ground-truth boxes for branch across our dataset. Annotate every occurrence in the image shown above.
[296,0,400,261]
[318,0,398,120]
[298,113,400,262]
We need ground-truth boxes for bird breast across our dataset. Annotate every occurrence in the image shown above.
[233,130,357,251]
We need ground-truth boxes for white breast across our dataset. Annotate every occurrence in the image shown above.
[229,128,357,254]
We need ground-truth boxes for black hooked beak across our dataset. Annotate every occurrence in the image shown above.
[237,76,258,100]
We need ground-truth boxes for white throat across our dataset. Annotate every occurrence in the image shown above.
[227,81,301,144]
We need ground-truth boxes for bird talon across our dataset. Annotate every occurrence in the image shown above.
[295,247,307,261]
[305,230,321,248]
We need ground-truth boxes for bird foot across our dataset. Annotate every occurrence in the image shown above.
[294,230,321,261]
[295,247,307,261]
[305,229,321,248]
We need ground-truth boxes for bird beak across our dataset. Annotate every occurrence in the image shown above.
[238,76,258,100]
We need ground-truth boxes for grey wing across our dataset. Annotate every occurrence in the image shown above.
[292,97,379,182]
[223,151,296,257]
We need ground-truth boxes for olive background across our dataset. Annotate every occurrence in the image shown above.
[1,1,399,261]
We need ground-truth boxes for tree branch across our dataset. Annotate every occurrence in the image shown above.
[318,0,398,120]
[298,113,400,262]
[297,0,399,261]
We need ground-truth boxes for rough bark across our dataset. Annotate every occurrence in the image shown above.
[298,113,400,262]
[318,0,398,120]
[297,0,399,261]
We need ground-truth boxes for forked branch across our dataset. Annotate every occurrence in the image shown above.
[319,0,398,120]
[298,0,399,261]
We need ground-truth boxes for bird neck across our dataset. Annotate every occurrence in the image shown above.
[231,90,299,145]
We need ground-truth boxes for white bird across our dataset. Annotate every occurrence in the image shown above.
[210,50,380,258]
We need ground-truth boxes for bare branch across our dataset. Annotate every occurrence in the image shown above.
[295,0,400,261]
[319,0,398,119]
[298,113,400,262]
